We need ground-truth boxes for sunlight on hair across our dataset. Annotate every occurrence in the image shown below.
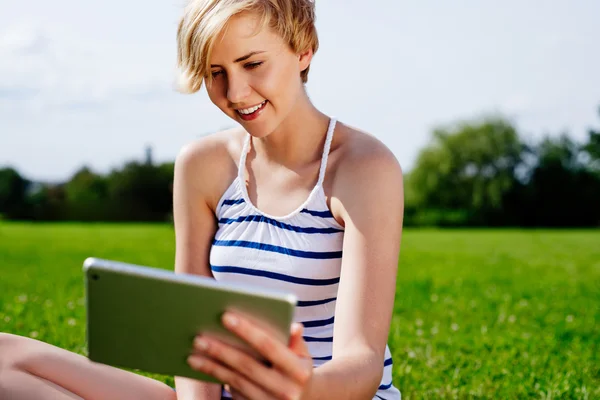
[175,0,318,93]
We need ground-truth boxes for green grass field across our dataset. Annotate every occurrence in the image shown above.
[1,222,598,399]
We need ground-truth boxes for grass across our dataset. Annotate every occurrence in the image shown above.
[0,222,599,399]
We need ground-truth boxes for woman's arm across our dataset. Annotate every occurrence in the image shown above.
[302,142,404,399]
[172,138,232,400]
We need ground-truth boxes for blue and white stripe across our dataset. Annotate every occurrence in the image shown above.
[210,118,401,400]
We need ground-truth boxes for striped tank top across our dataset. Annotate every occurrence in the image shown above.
[209,117,401,400]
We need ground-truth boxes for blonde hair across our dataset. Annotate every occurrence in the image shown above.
[176,0,319,93]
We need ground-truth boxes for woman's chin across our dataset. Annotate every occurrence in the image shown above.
[244,126,272,139]
[238,116,278,138]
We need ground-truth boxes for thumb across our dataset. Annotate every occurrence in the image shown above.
[288,322,310,357]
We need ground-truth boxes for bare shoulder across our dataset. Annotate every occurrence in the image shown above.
[331,123,403,191]
[176,126,244,169]
[328,123,404,223]
[174,127,246,211]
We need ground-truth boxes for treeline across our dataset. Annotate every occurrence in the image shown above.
[404,108,600,227]
[0,160,174,222]
[1,108,599,227]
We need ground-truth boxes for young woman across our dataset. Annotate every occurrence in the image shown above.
[0,1,404,399]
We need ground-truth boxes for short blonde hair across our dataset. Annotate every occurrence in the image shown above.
[176,0,319,93]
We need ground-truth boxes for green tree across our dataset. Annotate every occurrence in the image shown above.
[582,106,600,172]
[521,133,600,227]
[26,183,67,221]
[64,167,109,221]
[106,161,174,221]
[0,167,30,219]
[407,117,527,225]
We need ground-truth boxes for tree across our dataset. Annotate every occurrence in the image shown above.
[26,183,67,221]
[582,106,600,173]
[0,167,30,219]
[106,161,174,221]
[520,133,600,227]
[64,167,109,221]
[407,116,527,225]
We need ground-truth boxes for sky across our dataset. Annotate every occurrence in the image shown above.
[1,0,599,182]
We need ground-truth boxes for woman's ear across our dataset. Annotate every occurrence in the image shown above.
[298,48,314,72]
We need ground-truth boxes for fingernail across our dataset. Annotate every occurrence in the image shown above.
[195,337,209,351]
[224,313,239,327]
[188,355,204,367]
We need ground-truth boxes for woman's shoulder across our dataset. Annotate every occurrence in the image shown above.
[330,122,403,187]
[176,127,245,165]
[327,122,404,222]
[175,127,247,211]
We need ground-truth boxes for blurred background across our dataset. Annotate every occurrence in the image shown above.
[1,0,599,226]
[1,1,599,398]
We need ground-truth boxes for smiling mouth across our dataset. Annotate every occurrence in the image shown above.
[236,100,267,116]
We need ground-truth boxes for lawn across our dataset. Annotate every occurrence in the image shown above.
[0,222,598,399]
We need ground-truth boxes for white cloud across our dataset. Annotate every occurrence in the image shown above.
[0,21,176,114]
[0,21,49,55]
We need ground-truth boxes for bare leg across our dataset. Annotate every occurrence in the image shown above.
[0,333,177,400]
[0,370,84,400]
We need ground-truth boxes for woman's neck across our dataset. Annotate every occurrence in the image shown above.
[252,93,331,169]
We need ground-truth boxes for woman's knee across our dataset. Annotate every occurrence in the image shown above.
[0,333,48,372]
[0,333,25,368]
[0,333,177,400]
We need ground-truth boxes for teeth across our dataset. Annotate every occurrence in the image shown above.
[238,101,266,115]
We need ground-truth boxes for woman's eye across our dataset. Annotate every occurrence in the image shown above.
[245,61,263,69]
[211,70,223,78]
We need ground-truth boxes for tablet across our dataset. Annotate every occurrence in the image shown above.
[83,257,297,383]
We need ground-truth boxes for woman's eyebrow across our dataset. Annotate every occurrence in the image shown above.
[211,51,266,68]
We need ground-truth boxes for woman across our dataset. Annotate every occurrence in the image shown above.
[0,0,404,399]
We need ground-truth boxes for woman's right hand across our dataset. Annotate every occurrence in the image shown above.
[228,385,249,400]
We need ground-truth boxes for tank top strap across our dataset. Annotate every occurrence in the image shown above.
[238,117,337,187]
[237,132,252,182]
[316,117,337,188]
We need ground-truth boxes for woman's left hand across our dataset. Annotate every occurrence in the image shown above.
[188,312,313,400]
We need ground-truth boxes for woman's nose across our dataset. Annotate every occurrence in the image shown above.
[227,74,252,104]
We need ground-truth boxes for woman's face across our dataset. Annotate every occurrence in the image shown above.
[206,12,312,137]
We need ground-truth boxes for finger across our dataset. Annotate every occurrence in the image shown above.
[222,313,313,385]
[228,385,250,400]
[193,336,302,400]
[288,324,313,380]
[187,355,273,400]
[288,323,311,357]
